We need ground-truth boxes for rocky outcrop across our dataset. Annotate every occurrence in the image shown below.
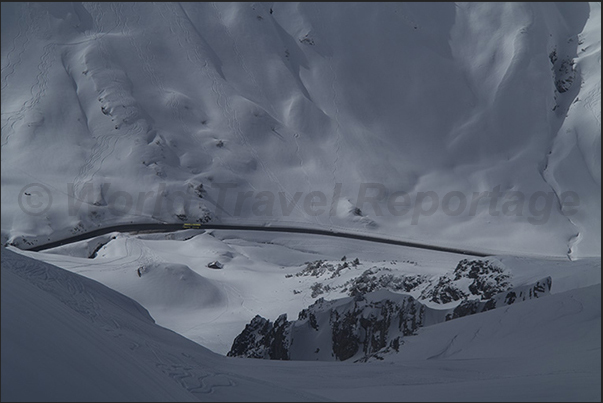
[453,259,512,299]
[549,49,576,93]
[446,277,552,321]
[419,276,467,304]
[296,259,359,279]
[420,259,511,303]
[228,290,428,362]
[232,261,552,362]
[227,314,290,360]
[343,268,427,297]
[335,259,512,305]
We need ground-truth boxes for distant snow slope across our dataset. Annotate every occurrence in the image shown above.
[1,2,600,257]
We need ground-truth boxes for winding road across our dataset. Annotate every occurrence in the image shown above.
[19,222,490,257]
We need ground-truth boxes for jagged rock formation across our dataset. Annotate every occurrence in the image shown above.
[296,259,359,279]
[452,259,512,299]
[328,259,512,304]
[343,268,427,297]
[228,290,428,362]
[446,277,553,321]
[549,48,576,94]
[419,276,467,304]
[231,263,554,362]
[227,314,290,360]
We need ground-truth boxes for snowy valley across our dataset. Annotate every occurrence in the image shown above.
[1,2,601,401]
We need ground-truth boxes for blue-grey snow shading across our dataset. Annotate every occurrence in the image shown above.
[0,2,601,401]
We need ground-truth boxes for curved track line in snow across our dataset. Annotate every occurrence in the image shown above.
[1,40,56,150]
[291,131,321,226]
[210,2,308,220]
[309,3,343,189]
[1,6,32,93]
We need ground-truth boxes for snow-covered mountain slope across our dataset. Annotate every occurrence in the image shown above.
[1,2,600,258]
[5,245,599,401]
[0,247,323,401]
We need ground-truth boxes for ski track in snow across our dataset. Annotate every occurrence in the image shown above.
[308,3,343,228]
[291,131,321,226]
[583,84,601,127]
[1,7,31,93]
[169,3,233,170]
[328,61,342,188]
[72,4,120,195]
[310,2,343,187]
[154,361,236,396]
[166,2,261,195]
[157,5,189,134]
[71,4,149,199]
[1,35,55,149]
[210,2,309,220]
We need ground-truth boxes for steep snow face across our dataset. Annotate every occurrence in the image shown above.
[1,3,600,257]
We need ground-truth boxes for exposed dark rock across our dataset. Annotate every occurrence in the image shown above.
[345,268,427,297]
[232,261,553,363]
[549,47,576,93]
[452,259,512,299]
[227,314,290,360]
[420,276,467,303]
[299,34,315,45]
[228,290,426,362]
[446,277,552,321]
[207,261,223,269]
[268,314,290,360]
[296,259,351,279]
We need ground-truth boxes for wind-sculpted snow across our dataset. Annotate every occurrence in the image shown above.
[1,2,600,257]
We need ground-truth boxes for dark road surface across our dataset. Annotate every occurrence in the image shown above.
[20,223,490,257]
